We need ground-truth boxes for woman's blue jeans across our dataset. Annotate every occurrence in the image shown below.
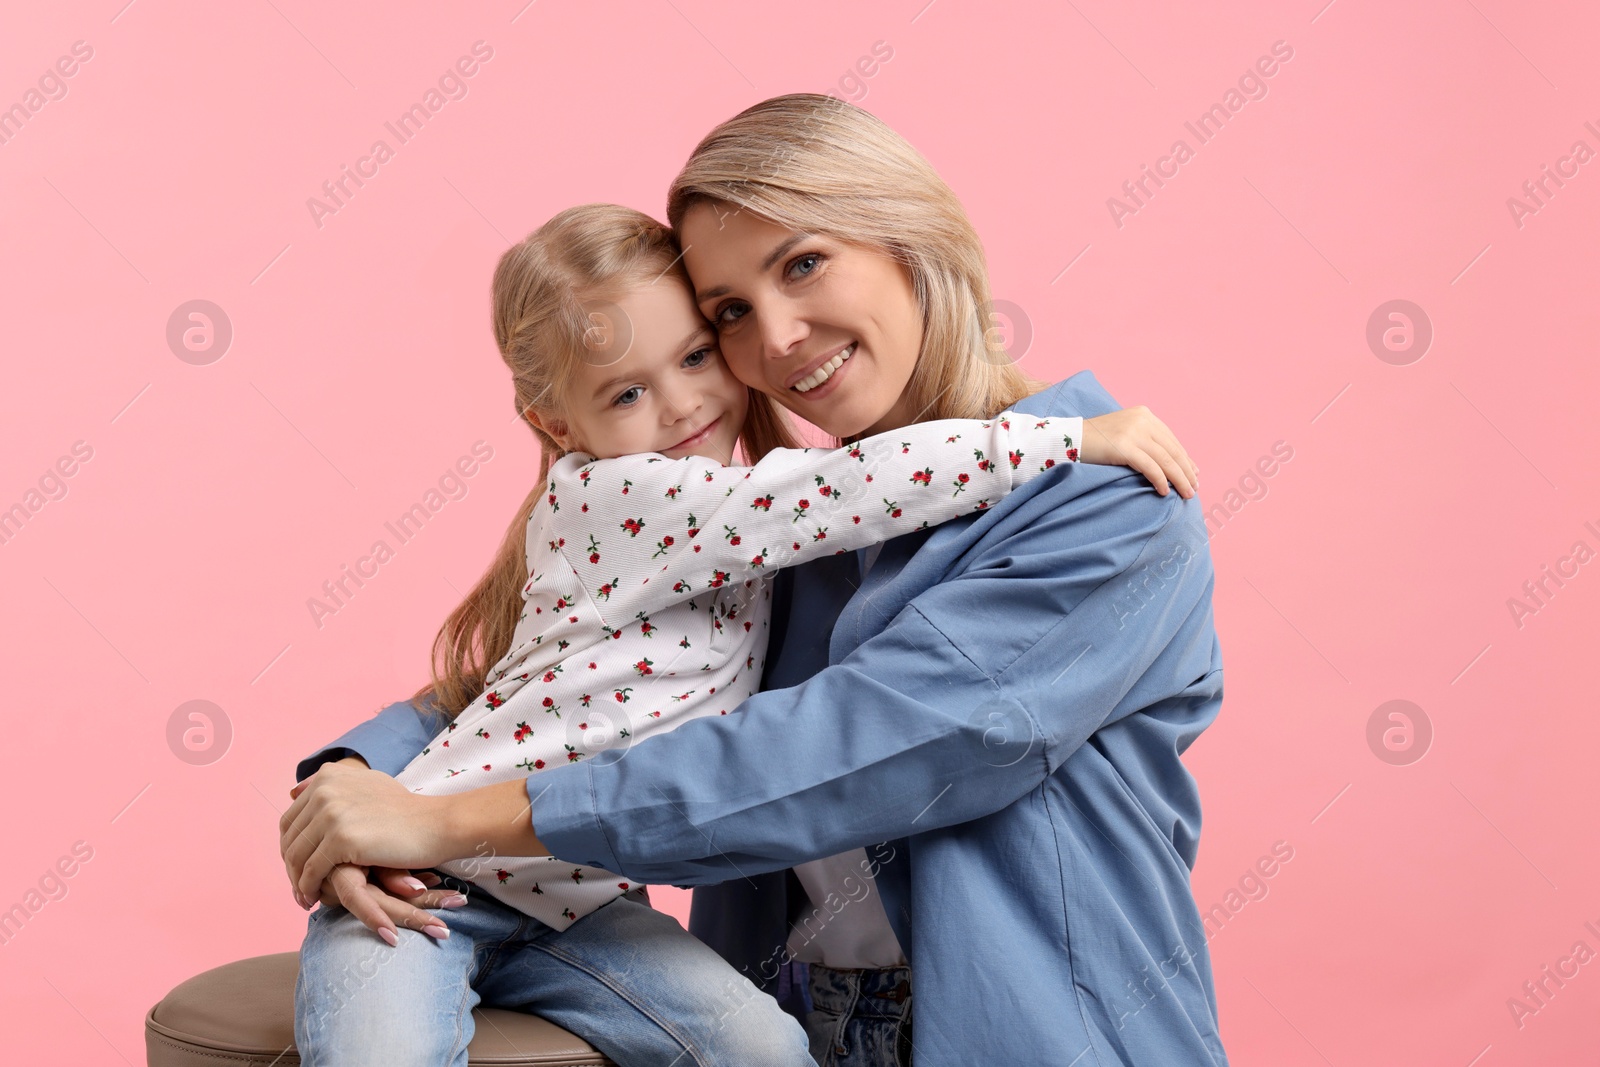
[803,964,913,1067]
[294,868,816,1067]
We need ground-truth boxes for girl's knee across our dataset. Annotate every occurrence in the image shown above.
[295,908,476,1066]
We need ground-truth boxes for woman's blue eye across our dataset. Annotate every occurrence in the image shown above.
[614,386,643,407]
[789,253,821,277]
[715,303,748,327]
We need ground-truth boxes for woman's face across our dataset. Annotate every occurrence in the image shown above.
[679,202,924,440]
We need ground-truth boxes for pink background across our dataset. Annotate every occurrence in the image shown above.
[2,1,1597,1063]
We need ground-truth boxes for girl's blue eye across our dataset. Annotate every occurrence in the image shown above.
[683,347,714,368]
[614,386,643,407]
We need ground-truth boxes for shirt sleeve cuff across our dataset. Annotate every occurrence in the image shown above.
[294,697,448,782]
[526,762,621,873]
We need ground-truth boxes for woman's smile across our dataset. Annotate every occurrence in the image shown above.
[788,342,856,394]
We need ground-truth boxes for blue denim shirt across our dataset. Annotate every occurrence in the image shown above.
[299,371,1228,1066]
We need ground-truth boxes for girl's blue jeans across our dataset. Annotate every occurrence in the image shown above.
[294,868,817,1067]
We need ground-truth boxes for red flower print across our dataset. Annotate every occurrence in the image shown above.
[620,517,645,537]
[709,570,730,588]
[1008,450,1023,470]
[614,687,632,703]
[514,722,532,743]
[534,759,545,769]
[634,658,654,676]
[910,468,932,485]
[1067,447,1079,461]
[751,494,774,511]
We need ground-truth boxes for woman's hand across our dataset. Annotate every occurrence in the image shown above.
[313,863,468,946]
[281,761,457,908]
[1081,406,1200,498]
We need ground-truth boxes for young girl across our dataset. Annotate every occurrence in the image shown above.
[292,204,1196,1067]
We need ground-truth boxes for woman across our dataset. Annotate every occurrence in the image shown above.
[284,94,1227,1067]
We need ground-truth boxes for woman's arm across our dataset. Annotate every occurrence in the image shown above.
[295,697,449,782]
[282,462,1218,895]
[447,464,1219,884]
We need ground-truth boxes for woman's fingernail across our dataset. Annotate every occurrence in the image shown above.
[379,927,398,947]
[440,894,468,908]
[423,923,450,940]
[401,876,427,891]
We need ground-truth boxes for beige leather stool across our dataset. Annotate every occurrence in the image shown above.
[145,952,616,1066]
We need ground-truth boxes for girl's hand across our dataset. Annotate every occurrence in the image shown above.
[312,863,468,946]
[1081,406,1200,498]
[281,761,457,907]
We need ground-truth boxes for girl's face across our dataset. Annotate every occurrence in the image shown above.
[678,203,924,440]
[530,276,748,464]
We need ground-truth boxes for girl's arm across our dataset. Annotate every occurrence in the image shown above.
[548,412,1085,624]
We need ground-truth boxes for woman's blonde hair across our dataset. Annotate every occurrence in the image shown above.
[412,204,799,719]
[667,93,1045,462]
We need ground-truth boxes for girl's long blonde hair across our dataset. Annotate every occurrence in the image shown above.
[412,204,799,719]
[667,93,1046,463]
